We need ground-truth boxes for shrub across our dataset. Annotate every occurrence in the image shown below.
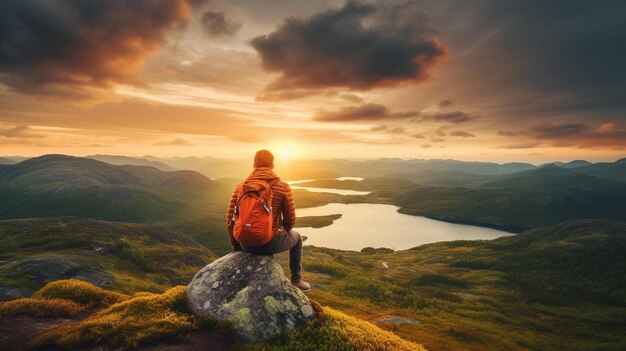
[412,274,469,288]
[30,286,196,349]
[33,279,129,308]
[361,247,394,255]
[235,307,426,351]
[0,298,86,318]
[305,261,349,278]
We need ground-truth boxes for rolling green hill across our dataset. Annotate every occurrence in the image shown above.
[0,154,227,222]
[0,155,239,255]
[1,218,623,350]
[569,158,626,181]
[86,154,176,171]
[0,217,216,300]
[289,219,626,351]
[394,165,626,231]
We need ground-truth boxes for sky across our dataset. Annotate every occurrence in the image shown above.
[0,0,625,163]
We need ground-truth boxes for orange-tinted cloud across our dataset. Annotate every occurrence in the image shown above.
[0,125,45,139]
[251,1,447,99]
[0,0,202,97]
[415,111,476,124]
[314,103,419,122]
[201,11,242,37]
[156,138,193,146]
[450,131,476,138]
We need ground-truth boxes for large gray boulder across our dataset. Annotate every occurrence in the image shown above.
[186,252,316,342]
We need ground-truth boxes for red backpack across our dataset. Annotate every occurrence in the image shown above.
[232,178,280,247]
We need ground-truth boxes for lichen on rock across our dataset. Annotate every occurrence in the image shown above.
[186,252,316,342]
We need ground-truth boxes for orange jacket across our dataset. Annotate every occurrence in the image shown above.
[226,167,296,251]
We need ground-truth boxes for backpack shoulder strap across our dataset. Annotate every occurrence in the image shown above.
[268,178,281,187]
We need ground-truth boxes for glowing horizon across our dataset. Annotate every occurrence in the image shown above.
[1,1,624,164]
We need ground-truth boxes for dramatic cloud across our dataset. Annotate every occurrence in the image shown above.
[0,0,201,96]
[201,11,242,37]
[251,1,447,98]
[450,131,475,138]
[314,103,419,122]
[156,138,193,146]
[496,142,541,149]
[370,125,388,132]
[529,122,589,138]
[497,130,524,137]
[434,129,446,137]
[416,111,476,124]
[0,125,45,138]
[438,99,453,108]
[388,127,405,134]
[413,133,426,139]
[497,121,626,148]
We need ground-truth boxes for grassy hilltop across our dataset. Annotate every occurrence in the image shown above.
[1,155,625,350]
[1,219,624,350]
[0,217,216,299]
[0,279,426,351]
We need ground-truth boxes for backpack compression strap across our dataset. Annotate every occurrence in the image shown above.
[232,178,282,219]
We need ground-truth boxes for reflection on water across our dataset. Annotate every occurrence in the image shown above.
[335,177,364,181]
[286,178,371,196]
[297,203,513,251]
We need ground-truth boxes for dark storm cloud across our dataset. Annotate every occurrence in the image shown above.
[440,0,626,120]
[251,0,447,99]
[0,0,203,96]
[201,11,241,37]
[529,122,589,139]
[314,103,419,122]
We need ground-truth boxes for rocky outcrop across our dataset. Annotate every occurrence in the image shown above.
[186,252,316,342]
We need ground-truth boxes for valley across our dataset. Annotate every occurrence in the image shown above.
[0,154,625,350]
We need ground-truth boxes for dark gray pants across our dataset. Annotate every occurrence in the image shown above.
[241,229,302,283]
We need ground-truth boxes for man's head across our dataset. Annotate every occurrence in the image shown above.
[253,149,274,169]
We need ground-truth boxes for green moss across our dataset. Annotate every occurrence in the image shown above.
[30,286,199,349]
[235,307,426,351]
[33,279,128,308]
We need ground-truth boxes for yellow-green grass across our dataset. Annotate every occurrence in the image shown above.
[236,307,426,351]
[33,279,129,308]
[270,228,626,351]
[0,298,86,318]
[17,279,424,351]
[30,285,195,349]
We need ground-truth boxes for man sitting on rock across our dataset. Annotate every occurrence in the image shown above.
[226,149,311,292]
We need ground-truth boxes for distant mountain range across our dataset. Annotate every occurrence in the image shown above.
[1,154,625,248]
[395,161,626,231]
[3,154,625,180]
[0,154,229,222]
[86,155,176,172]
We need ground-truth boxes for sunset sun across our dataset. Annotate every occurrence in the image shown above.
[279,147,294,159]
[0,1,624,350]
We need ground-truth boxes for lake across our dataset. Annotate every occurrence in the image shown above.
[297,203,514,251]
[287,178,371,196]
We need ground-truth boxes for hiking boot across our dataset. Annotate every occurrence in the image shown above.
[292,279,311,292]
